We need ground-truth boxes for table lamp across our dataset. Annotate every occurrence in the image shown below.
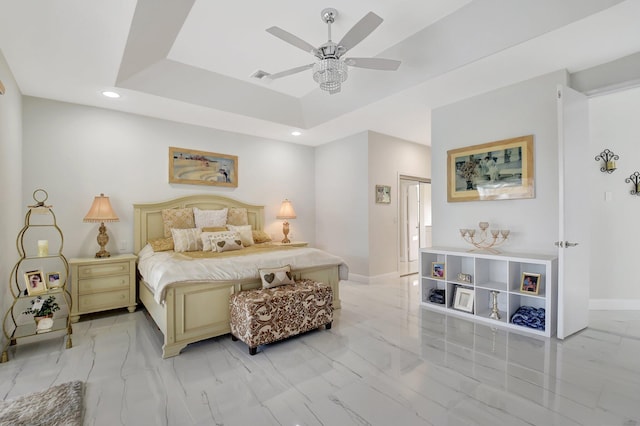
[83,193,119,258]
[276,199,296,244]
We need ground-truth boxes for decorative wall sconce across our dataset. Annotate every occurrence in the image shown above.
[595,149,618,173]
[625,172,640,196]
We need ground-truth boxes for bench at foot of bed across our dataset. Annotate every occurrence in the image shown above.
[229,279,333,355]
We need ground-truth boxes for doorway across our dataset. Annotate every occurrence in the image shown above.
[399,176,432,276]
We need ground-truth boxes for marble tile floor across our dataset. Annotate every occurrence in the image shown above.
[1,277,640,426]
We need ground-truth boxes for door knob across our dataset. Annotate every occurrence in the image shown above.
[554,241,579,248]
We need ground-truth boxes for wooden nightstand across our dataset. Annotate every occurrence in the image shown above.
[269,241,309,247]
[69,254,137,323]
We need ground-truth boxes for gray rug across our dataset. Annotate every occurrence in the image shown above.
[0,381,83,426]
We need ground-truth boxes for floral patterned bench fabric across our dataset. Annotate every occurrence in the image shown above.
[229,280,333,354]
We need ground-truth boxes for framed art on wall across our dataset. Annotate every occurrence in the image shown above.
[447,135,534,202]
[169,147,238,187]
[375,185,391,204]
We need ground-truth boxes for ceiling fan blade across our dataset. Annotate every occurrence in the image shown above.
[344,57,401,71]
[266,63,314,80]
[338,12,383,53]
[266,26,319,56]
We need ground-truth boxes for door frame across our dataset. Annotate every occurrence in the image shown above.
[398,174,431,274]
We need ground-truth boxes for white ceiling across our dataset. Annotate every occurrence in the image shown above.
[1,0,639,146]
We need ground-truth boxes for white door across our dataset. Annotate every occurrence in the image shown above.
[557,85,590,339]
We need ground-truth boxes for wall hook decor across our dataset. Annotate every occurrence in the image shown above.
[595,149,618,173]
[625,172,640,196]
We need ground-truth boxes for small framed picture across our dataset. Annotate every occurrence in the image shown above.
[46,272,62,289]
[24,270,47,295]
[520,272,541,295]
[375,185,391,204]
[453,286,474,313]
[431,262,445,279]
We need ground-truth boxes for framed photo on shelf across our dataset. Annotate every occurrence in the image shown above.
[520,272,541,295]
[447,134,534,202]
[431,262,445,279]
[46,272,61,289]
[24,270,47,295]
[453,286,474,313]
[375,185,391,204]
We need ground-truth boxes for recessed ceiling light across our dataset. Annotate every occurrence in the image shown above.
[102,91,120,98]
[291,131,302,136]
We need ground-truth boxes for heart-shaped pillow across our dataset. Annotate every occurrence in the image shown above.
[258,265,296,289]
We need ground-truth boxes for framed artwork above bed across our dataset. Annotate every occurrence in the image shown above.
[169,147,238,187]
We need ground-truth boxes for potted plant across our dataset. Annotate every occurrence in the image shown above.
[23,295,60,331]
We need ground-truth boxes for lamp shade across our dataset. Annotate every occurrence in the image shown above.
[276,199,296,220]
[83,193,119,223]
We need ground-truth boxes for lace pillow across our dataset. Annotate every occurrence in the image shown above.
[259,265,296,289]
[193,207,228,229]
[226,224,254,247]
[162,208,195,237]
[171,228,202,252]
[202,230,239,251]
[213,237,243,253]
[227,207,248,226]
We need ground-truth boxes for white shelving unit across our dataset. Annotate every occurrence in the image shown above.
[420,247,558,337]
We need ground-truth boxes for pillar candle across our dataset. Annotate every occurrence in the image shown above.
[606,160,616,170]
[37,240,48,257]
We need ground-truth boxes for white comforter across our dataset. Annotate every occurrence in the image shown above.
[137,244,349,303]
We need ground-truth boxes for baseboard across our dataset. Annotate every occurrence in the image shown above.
[347,272,399,284]
[589,299,640,310]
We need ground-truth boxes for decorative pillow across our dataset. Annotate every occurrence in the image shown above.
[226,224,254,247]
[201,230,239,251]
[193,207,228,229]
[227,207,248,226]
[148,237,174,252]
[252,230,272,244]
[259,265,296,289]
[213,237,243,253]
[171,228,202,252]
[202,226,228,232]
[162,208,195,237]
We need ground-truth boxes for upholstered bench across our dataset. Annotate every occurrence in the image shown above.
[229,279,333,355]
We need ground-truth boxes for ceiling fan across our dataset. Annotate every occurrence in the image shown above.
[260,8,401,94]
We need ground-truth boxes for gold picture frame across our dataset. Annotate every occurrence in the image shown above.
[447,135,534,202]
[25,270,47,295]
[46,272,62,289]
[520,272,542,295]
[169,147,238,187]
[431,262,445,279]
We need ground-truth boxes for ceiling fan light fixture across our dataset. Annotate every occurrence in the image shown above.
[313,58,348,94]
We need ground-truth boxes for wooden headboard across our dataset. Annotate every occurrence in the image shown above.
[133,194,265,254]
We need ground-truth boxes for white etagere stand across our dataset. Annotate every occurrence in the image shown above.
[419,247,558,337]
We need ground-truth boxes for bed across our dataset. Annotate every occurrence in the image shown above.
[133,194,346,358]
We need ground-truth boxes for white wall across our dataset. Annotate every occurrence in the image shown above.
[368,131,430,276]
[315,132,369,276]
[0,50,23,349]
[21,97,317,258]
[431,70,569,255]
[589,85,640,307]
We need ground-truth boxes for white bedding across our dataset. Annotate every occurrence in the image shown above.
[137,244,349,303]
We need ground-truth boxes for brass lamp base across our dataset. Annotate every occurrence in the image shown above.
[95,222,111,258]
[281,220,291,244]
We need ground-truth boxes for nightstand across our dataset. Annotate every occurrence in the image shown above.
[69,254,137,323]
[270,241,309,247]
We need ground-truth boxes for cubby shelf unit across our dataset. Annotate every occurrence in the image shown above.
[420,247,558,337]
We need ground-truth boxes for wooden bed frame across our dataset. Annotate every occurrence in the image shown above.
[133,194,341,358]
